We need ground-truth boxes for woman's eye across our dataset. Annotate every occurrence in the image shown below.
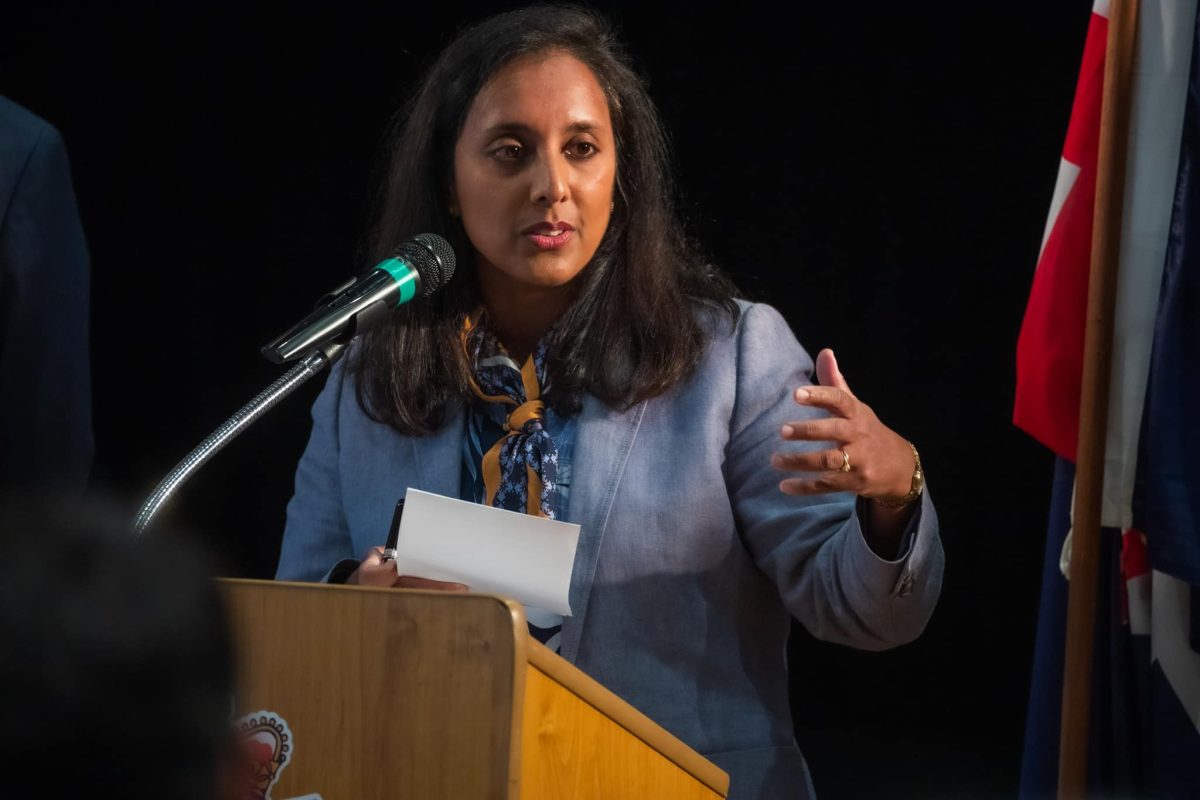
[567,141,597,158]
[491,144,524,161]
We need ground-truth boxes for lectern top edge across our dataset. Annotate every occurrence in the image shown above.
[525,639,730,796]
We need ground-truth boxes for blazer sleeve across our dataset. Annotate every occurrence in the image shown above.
[724,303,944,650]
[275,357,356,581]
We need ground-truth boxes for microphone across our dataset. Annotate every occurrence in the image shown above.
[262,233,456,363]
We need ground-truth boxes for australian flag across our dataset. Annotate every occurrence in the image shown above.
[1017,1,1200,796]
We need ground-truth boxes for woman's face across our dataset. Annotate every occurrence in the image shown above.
[452,51,617,294]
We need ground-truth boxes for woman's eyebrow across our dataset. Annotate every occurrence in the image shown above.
[481,120,604,138]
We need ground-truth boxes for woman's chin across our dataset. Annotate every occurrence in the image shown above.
[503,263,589,291]
[476,247,593,293]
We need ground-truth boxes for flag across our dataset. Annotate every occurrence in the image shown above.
[1018,1,1200,796]
[1013,1,1107,462]
[1128,6,1200,787]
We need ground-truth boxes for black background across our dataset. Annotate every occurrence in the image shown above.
[2,2,1086,796]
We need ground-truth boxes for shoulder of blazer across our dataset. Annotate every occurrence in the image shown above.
[0,97,64,227]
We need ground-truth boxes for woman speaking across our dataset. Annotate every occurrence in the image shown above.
[275,6,943,798]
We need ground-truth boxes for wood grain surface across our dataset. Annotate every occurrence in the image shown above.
[523,641,728,797]
[220,579,728,799]
[520,662,725,799]
[222,579,527,799]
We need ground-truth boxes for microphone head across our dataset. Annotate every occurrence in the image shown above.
[395,233,456,297]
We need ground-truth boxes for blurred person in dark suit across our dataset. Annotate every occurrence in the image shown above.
[0,96,92,495]
[0,501,234,799]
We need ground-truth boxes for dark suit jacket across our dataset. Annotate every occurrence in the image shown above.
[0,96,92,493]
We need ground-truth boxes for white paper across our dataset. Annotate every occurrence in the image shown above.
[393,488,580,616]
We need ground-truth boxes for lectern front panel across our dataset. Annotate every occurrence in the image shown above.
[222,580,524,800]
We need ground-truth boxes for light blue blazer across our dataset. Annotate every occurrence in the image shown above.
[276,301,944,799]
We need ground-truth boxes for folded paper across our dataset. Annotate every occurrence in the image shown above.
[394,488,580,616]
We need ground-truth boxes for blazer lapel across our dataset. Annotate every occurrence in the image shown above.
[559,395,647,663]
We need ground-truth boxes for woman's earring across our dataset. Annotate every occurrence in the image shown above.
[448,204,460,219]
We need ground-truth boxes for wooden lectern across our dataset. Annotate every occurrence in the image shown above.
[220,579,729,799]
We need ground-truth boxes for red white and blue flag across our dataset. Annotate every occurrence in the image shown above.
[1017,1,1200,796]
[1014,1,1107,464]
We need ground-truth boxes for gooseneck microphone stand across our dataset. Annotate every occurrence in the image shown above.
[132,339,347,535]
[132,232,456,535]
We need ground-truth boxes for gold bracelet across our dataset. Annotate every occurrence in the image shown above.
[870,442,923,508]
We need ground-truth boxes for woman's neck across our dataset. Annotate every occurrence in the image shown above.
[478,278,574,364]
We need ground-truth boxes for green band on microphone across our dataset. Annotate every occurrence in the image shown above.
[377,257,419,305]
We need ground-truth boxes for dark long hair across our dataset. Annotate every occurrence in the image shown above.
[354,4,738,434]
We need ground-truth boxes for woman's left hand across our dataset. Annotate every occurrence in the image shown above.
[771,348,915,501]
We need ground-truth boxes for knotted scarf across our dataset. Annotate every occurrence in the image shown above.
[461,314,560,519]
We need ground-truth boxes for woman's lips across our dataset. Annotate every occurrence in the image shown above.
[522,221,575,250]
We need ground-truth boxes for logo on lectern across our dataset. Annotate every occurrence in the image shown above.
[233,710,294,800]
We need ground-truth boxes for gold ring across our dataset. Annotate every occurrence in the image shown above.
[839,448,852,472]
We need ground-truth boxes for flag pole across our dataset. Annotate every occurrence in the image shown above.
[1058,0,1140,796]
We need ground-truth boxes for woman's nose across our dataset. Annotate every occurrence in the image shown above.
[530,153,569,206]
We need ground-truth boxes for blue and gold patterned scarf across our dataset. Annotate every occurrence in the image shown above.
[461,314,560,519]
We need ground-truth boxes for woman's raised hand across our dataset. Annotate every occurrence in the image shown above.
[772,348,915,502]
[346,546,470,591]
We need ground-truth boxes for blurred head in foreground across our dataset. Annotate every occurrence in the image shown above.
[0,500,233,800]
